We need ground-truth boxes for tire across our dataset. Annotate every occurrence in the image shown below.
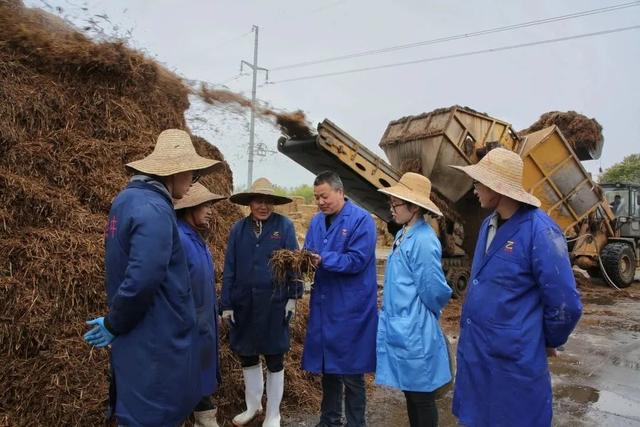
[600,242,636,288]
[446,269,468,299]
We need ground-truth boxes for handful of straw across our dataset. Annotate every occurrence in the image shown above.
[270,249,317,286]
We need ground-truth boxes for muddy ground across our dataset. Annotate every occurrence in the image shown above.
[277,276,640,427]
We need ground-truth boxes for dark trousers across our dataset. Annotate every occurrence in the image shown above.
[194,395,215,412]
[320,374,366,427]
[238,353,284,372]
[403,390,438,427]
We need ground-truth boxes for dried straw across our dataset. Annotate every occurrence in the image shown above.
[0,2,319,425]
[270,249,317,286]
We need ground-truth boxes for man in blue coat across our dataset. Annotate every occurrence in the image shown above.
[449,148,583,427]
[175,183,227,427]
[302,171,378,427]
[222,177,302,427]
[84,129,220,426]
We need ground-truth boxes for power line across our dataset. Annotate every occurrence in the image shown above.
[270,1,640,71]
[210,30,253,50]
[266,24,640,84]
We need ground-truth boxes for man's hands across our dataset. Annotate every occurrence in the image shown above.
[285,299,296,322]
[221,310,235,326]
[310,253,322,267]
[84,317,115,348]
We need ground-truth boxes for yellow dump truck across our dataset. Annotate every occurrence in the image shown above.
[278,106,638,292]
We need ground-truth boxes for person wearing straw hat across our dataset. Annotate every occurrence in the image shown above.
[375,172,452,427]
[174,183,227,427]
[83,129,220,427]
[221,177,302,427]
[448,148,582,427]
[302,171,378,427]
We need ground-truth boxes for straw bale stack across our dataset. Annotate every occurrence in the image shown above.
[0,2,318,425]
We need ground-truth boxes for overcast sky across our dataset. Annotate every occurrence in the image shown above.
[27,0,640,190]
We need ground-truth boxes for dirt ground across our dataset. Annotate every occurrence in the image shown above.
[277,274,640,427]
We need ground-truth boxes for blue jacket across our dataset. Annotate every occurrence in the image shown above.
[375,218,452,392]
[177,220,220,398]
[452,206,582,427]
[221,213,301,355]
[104,180,200,427]
[302,200,378,374]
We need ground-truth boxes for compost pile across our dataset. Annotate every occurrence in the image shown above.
[0,2,318,425]
[520,111,604,160]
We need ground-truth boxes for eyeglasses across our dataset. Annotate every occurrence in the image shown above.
[472,180,480,189]
[192,172,201,184]
[389,201,406,210]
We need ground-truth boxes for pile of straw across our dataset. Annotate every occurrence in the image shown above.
[270,249,317,286]
[0,2,318,425]
[520,111,604,160]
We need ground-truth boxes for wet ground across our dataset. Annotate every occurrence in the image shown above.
[281,277,640,427]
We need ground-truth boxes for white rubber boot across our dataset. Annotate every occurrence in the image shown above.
[233,363,264,426]
[194,408,220,427]
[262,370,284,427]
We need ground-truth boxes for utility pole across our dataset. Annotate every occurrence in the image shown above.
[241,25,268,189]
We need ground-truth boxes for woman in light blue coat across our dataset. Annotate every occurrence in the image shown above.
[376,173,453,427]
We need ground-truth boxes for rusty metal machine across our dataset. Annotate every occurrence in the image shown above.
[278,106,638,293]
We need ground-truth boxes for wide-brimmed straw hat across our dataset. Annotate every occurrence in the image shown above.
[174,182,227,210]
[450,148,541,207]
[229,177,292,206]
[378,172,443,217]
[126,129,220,177]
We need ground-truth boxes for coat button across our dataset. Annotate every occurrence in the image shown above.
[472,279,478,285]
[323,239,328,243]
[256,244,259,247]
[466,318,471,325]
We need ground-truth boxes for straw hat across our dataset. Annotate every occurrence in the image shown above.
[173,182,227,211]
[450,148,541,207]
[126,129,220,177]
[378,172,443,217]
[229,177,292,206]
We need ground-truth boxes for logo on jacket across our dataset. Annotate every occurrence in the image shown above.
[504,240,515,252]
[104,216,117,239]
[270,231,281,240]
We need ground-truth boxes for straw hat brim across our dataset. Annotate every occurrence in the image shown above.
[174,193,227,211]
[126,154,221,177]
[229,192,292,206]
[450,164,541,207]
[378,185,443,217]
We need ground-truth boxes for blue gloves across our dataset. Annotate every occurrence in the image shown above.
[84,317,115,348]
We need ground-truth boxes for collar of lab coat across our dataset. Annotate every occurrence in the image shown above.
[322,199,353,235]
[244,212,278,243]
[473,204,532,276]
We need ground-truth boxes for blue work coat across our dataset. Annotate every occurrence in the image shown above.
[452,206,582,427]
[104,180,199,427]
[302,200,378,374]
[177,220,221,398]
[375,218,452,392]
[221,213,301,356]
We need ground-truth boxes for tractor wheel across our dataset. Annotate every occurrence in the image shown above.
[600,242,636,288]
[449,270,469,299]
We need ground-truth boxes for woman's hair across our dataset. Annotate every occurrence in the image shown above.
[408,202,439,219]
[176,208,188,219]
